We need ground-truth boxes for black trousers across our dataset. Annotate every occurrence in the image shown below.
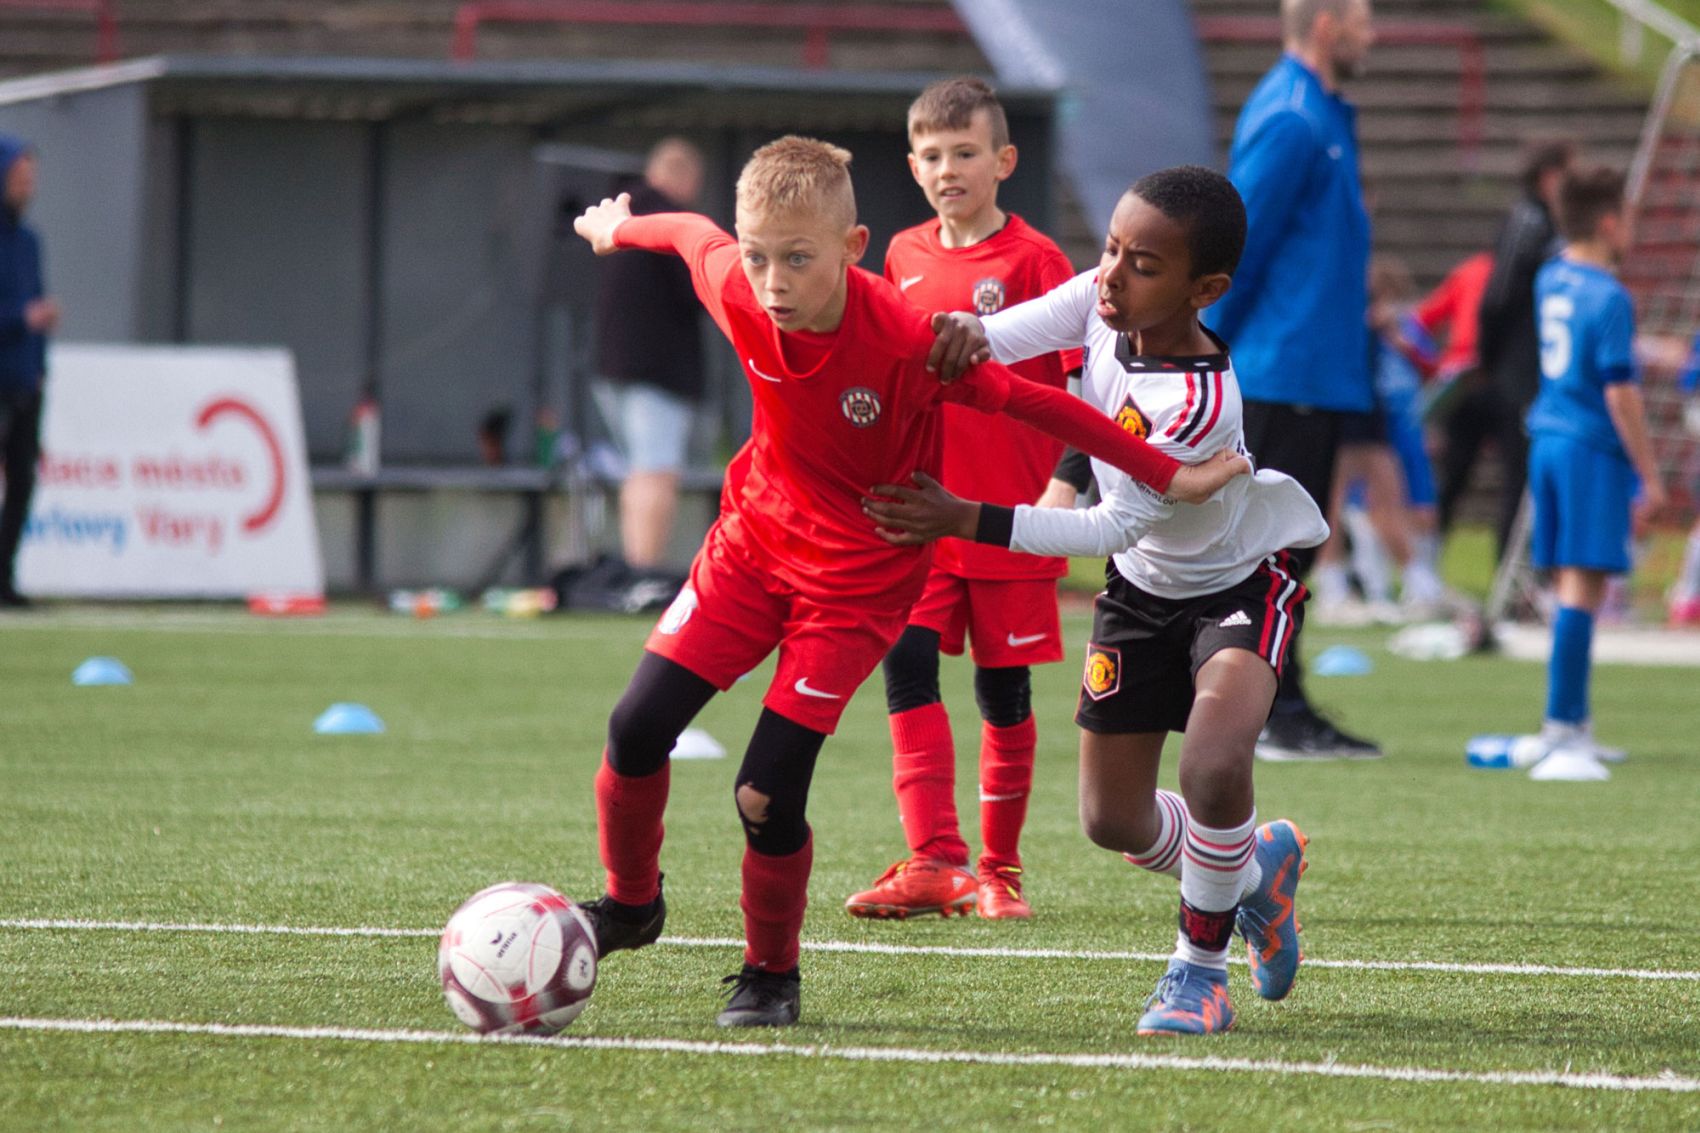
[1435,382,1528,564]
[1239,399,1345,711]
[0,388,43,591]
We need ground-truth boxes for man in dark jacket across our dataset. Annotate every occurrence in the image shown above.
[1440,139,1575,561]
[592,136,707,572]
[0,134,57,608]
[1210,0,1381,761]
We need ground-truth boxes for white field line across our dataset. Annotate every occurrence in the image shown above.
[4,918,1699,983]
[1,1016,1696,1094]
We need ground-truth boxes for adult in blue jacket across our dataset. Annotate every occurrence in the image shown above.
[1207,0,1379,760]
[0,134,58,608]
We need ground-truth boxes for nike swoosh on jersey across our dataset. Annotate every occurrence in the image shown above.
[1006,632,1048,647]
[793,677,842,700]
[899,275,925,292]
[746,358,783,383]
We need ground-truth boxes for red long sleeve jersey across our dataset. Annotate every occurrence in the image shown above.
[613,213,1177,602]
[885,214,1081,580]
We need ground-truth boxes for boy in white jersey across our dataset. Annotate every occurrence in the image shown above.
[866,166,1327,1035]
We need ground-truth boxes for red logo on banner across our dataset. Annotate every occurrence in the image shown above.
[195,397,286,534]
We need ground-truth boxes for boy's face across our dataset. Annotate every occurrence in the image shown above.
[736,203,869,334]
[1094,193,1229,336]
[907,111,1015,229]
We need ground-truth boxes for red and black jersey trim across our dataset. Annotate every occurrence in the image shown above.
[1164,370,1225,448]
[1111,331,1232,450]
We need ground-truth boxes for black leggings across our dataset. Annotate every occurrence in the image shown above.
[881,624,1032,727]
[605,651,824,857]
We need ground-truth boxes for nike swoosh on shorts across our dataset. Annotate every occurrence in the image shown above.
[793,677,842,700]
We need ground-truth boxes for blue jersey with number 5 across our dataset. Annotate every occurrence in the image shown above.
[1525,258,1636,459]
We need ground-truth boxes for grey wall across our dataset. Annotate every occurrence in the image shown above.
[0,83,151,342]
[181,118,372,462]
[377,122,539,465]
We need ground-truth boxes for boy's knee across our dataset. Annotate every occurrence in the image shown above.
[735,782,771,828]
[1078,799,1128,853]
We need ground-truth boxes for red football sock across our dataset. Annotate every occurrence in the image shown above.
[741,834,813,972]
[890,703,968,866]
[977,716,1035,873]
[595,754,669,907]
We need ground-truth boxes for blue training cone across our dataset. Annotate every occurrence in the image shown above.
[1313,644,1373,677]
[314,703,385,734]
[72,657,133,686]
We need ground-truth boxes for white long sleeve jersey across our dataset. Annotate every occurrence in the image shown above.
[983,270,1329,599]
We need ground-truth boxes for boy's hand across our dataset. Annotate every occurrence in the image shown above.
[573,193,633,255]
[926,311,991,382]
[863,472,978,545]
[1168,448,1250,504]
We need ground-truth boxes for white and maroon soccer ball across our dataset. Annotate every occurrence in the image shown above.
[438,881,597,1035]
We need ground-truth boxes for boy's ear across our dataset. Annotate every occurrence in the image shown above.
[995,144,1018,182]
[845,224,871,266]
[906,150,923,186]
[1191,272,1233,310]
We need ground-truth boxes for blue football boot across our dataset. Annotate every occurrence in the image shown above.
[1136,958,1236,1035]
[1235,820,1308,1001]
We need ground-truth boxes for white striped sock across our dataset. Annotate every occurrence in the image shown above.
[1176,811,1257,968]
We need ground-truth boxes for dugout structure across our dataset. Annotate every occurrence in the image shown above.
[1488,38,1700,624]
[0,56,1060,590]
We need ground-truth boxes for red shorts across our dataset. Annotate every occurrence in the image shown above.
[905,569,1064,668]
[645,524,919,734]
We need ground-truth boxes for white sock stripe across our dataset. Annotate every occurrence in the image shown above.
[4,919,1697,981]
[2,1016,1694,1094]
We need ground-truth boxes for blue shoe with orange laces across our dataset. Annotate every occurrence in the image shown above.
[1236,820,1308,1001]
[1136,959,1235,1035]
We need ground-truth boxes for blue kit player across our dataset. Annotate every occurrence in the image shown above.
[1519,166,1667,780]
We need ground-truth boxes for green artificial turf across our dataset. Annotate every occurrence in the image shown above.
[1,605,1697,1130]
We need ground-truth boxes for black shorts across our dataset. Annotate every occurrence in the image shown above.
[1075,554,1307,736]
[1338,407,1389,446]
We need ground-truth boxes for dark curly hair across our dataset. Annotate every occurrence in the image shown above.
[1128,165,1247,279]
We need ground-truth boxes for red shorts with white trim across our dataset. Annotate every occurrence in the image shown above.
[1074,553,1307,735]
[645,523,918,734]
[906,569,1064,668]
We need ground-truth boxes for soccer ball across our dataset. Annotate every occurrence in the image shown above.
[438,881,597,1035]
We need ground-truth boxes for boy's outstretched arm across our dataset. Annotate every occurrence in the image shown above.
[966,365,1248,503]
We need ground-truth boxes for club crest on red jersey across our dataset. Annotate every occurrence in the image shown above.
[840,386,882,428]
[972,276,1006,315]
[1083,643,1121,701]
[1114,396,1151,439]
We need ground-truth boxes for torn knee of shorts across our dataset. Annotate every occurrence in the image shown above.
[735,783,771,829]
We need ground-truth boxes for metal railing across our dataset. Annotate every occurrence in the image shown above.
[450,1,967,67]
[1597,0,1700,66]
[0,0,119,64]
[1193,16,1487,170]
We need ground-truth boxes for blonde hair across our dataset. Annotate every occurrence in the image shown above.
[735,135,857,231]
[908,76,1010,151]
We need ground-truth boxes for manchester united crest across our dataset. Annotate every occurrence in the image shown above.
[972,276,1006,315]
[840,386,882,428]
[1114,396,1151,439]
[1083,643,1122,701]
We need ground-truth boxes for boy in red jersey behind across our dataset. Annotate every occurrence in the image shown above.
[570,136,1246,1028]
[845,78,1082,922]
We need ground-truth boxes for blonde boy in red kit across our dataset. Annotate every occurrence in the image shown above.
[846,78,1081,921]
[571,136,1246,1028]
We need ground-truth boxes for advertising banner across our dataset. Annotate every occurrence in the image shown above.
[18,344,323,597]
